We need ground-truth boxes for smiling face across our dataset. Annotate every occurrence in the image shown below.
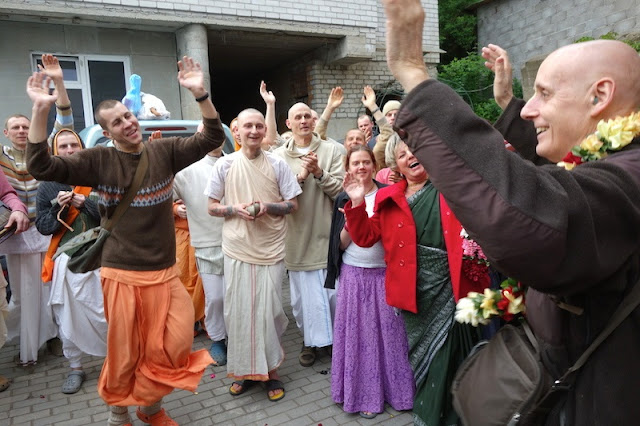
[55,131,82,157]
[394,140,427,184]
[98,102,142,152]
[346,148,376,184]
[4,116,30,150]
[520,51,595,162]
[344,129,366,151]
[237,109,266,153]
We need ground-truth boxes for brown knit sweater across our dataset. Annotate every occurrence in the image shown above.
[26,118,225,271]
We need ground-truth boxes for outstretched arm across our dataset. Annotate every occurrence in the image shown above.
[481,44,514,111]
[27,72,58,145]
[315,87,343,140]
[259,81,278,149]
[361,86,384,123]
[177,56,219,120]
[39,54,74,145]
[383,0,430,92]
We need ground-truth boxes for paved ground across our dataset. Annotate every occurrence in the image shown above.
[0,278,414,425]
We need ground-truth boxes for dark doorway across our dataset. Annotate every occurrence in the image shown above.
[207,29,339,132]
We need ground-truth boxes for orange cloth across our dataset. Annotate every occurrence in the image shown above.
[98,266,213,406]
[173,212,205,322]
[41,185,92,282]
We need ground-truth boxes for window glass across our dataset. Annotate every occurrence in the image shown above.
[89,60,126,114]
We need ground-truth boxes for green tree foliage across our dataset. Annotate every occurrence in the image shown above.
[439,0,478,64]
[438,54,523,123]
[576,31,640,52]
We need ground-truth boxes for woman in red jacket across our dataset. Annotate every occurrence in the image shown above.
[343,135,484,425]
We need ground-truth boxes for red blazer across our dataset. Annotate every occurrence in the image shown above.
[344,180,478,313]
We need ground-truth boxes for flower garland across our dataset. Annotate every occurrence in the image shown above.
[558,111,640,170]
[455,278,526,327]
[460,228,490,287]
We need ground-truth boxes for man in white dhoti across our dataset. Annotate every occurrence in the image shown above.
[174,123,227,366]
[205,108,301,402]
[0,170,30,391]
[2,54,71,365]
[35,128,107,394]
[273,103,345,367]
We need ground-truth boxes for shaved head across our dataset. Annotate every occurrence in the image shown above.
[542,40,640,117]
[237,108,264,124]
[521,40,640,161]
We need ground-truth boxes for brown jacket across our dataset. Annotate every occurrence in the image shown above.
[395,79,640,425]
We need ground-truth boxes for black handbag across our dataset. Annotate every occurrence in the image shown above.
[451,278,640,426]
[53,147,148,273]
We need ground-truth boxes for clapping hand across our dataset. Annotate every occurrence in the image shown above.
[301,152,322,178]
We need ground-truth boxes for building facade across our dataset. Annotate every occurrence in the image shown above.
[474,0,640,99]
[1,0,439,139]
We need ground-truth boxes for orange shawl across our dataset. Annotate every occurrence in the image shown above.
[41,185,93,282]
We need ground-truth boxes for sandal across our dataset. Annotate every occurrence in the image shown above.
[62,370,86,394]
[299,345,316,367]
[135,408,177,425]
[229,380,256,396]
[359,411,378,419]
[265,379,285,402]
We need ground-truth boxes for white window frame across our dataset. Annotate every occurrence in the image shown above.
[32,53,132,127]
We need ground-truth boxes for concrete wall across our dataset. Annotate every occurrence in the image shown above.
[0,21,179,127]
[477,0,640,98]
[0,0,440,139]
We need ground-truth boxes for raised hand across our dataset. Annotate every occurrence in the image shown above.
[326,87,344,110]
[361,86,378,111]
[177,56,205,95]
[383,0,429,92]
[38,54,64,83]
[343,172,366,207]
[26,72,57,107]
[148,130,163,142]
[260,81,275,105]
[481,44,514,110]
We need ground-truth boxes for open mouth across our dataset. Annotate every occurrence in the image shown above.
[409,161,420,169]
[536,127,548,135]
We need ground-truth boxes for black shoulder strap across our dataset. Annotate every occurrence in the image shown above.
[562,276,640,380]
[103,147,149,232]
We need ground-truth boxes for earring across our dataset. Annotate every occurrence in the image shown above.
[592,96,599,105]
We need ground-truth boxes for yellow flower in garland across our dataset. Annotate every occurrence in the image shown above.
[558,111,640,170]
[479,288,499,319]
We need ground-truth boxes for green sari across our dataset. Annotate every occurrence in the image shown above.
[402,183,478,426]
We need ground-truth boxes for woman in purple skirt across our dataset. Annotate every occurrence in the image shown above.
[325,144,415,419]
